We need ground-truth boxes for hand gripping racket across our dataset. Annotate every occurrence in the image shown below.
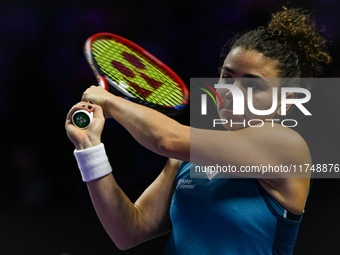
[72,33,189,129]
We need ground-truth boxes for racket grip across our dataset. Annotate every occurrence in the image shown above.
[72,110,93,129]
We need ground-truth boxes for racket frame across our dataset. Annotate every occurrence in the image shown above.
[84,33,189,115]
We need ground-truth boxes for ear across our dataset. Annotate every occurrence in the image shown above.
[276,92,294,116]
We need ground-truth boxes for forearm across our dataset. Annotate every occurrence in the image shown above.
[67,102,153,249]
[105,95,190,161]
[74,144,150,250]
[86,175,144,250]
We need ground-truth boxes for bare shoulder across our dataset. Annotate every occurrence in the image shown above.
[190,121,311,178]
[256,123,311,214]
[242,122,310,163]
[242,122,307,145]
[271,123,310,162]
[232,122,311,169]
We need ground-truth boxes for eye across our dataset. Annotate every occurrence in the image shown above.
[243,80,260,89]
[220,75,235,84]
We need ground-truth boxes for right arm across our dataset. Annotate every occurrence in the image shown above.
[65,102,180,250]
[86,157,180,250]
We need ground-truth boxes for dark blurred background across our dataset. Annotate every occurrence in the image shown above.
[1,0,340,254]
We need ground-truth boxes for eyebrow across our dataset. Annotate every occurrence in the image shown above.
[222,66,270,84]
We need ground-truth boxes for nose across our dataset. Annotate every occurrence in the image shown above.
[225,79,240,100]
[216,78,242,102]
[225,88,233,100]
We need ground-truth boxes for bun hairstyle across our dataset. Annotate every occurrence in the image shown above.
[222,7,332,87]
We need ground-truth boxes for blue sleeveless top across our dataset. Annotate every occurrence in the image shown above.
[163,162,303,255]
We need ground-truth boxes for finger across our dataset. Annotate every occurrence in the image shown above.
[91,103,104,119]
[66,102,91,121]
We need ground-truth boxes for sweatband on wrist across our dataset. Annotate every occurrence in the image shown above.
[74,143,112,182]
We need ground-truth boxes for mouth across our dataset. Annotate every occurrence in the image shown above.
[220,105,233,114]
[221,100,233,109]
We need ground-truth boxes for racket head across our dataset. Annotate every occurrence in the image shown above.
[84,33,189,115]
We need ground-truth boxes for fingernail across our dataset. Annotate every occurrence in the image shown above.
[88,105,92,109]
[82,105,86,107]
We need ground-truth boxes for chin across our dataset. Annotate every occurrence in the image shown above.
[225,125,245,131]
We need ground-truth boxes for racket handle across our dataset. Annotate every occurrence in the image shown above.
[72,110,93,129]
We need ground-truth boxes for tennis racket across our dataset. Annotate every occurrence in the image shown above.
[72,32,189,129]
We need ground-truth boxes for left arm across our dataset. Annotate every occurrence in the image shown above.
[81,86,190,161]
[81,86,310,178]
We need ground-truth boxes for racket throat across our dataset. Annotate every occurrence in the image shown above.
[105,75,136,98]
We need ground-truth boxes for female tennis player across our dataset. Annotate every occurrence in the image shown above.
[66,7,331,254]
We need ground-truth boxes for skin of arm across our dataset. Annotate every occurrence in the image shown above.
[65,102,181,250]
[81,86,310,178]
[86,157,180,250]
[81,86,190,161]
[80,86,311,215]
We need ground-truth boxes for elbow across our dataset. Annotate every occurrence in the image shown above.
[116,243,131,251]
[116,244,128,251]
[157,135,175,157]
[157,135,188,161]
[156,125,189,160]
[111,228,145,250]
[105,229,140,251]
[114,239,139,251]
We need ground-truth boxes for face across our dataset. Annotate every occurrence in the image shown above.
[217,47,288,131]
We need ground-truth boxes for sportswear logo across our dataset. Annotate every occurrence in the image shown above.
[176,179,195,190]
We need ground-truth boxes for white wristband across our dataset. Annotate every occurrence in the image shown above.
[74,143,112,182]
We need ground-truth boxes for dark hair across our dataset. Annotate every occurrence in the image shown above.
[221,7,332,88]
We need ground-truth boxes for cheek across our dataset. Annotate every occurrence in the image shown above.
[244,91,280,119]
[247,91,276,110]
[216,88,227,99]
